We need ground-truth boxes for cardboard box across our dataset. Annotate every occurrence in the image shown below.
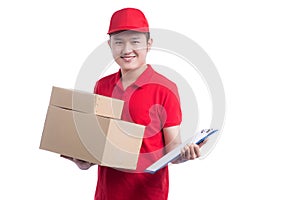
[40,105,145,170]
[50,86,124,119]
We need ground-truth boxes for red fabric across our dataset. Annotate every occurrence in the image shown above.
[94,65,182,200]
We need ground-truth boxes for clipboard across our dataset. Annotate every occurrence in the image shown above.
[144,129,218,173]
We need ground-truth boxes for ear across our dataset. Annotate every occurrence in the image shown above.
[147,38,153,52]
[107,39,112,49]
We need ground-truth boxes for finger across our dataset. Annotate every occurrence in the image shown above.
[75,161,90,170]
[194,144,201,158]
[189,144,198,160]
[185,145,191,160]
[60,155,69,159]
[191,144,200,159]
[188,144,195,160]
[73,159,92,169]
[60,155,74,161]
[73,158,87,163]
[180,147,185,158]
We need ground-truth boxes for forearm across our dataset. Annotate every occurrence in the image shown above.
[166,143,188,164]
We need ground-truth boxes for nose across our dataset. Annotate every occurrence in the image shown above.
[122,42,133,54]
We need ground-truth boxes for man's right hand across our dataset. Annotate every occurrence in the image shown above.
[60,155,95,170]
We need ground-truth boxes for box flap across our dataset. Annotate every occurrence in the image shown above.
[50,86,124,119]
[50,86,95,113]
[95,95,124,119]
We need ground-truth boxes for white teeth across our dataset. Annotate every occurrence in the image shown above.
[124,58,132,61]
[121,56,135,62]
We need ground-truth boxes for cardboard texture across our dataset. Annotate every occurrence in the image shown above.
[40,86,145,170]
[50,86,124,119]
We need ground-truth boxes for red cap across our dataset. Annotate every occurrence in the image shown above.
[108,8,149,34]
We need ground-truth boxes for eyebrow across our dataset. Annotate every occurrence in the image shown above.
[130,36,141,40]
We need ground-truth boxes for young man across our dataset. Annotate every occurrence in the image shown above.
[69,8,207,200]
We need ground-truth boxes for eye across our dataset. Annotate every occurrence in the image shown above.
[132,40,140,44]
[114,41,123,45]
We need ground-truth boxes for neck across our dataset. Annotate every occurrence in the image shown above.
[121,64,148,84]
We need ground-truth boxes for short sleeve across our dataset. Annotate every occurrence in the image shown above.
[161,86,182,128]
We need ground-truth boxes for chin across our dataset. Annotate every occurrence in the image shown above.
[120,63,139,71]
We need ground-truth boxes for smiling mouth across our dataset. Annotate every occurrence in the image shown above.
[120,55,136,62]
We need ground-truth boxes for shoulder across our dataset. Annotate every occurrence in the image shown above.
[94,71,119,94]
[95,71,119,86]
[98,72,118,83]
[150,68,179,95]
[153,70,177,87]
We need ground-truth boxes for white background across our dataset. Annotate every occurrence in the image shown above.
[1,0,299,199]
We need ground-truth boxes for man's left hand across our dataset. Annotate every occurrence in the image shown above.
[180,139,208,160]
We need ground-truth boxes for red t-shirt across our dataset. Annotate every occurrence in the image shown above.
[94,65,182,200]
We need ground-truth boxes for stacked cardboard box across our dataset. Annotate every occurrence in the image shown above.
[40,86,145,170]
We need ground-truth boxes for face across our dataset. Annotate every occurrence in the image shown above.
[109,31,152,73]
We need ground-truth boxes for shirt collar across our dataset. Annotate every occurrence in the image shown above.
[114,64,154,90]
[134,64,154,87]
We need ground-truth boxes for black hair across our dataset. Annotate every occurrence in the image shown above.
[109,31,151,42]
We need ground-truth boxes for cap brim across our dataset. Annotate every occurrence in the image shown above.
[107,27,149,34]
